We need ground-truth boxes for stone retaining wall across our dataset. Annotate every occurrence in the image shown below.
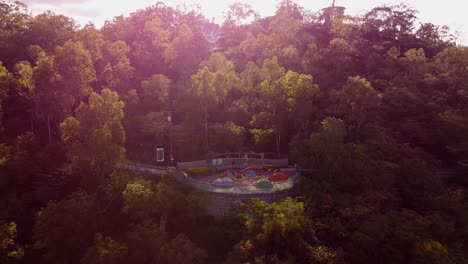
[204,185,298,216]
[177,160,210,169]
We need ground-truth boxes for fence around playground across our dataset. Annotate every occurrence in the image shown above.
[177,157,289,170]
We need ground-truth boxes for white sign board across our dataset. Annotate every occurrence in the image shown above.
[156,148,164,162]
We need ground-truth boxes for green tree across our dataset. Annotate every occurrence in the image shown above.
[81,234,128,264]
[164,22,211,79]
[25,11,76,53]
[228,198,335,263]
[122,178,184,232]
[158,234,207,264]
[233,61,263,121]
[410,240,454,264]
[291,116,348,178]
[125,221,167,263]
[224,2,259,27]
[100,41,135,93]
[16,42,95,145]
[434,46,468,99]
[140,74,172,110]
[76,24,105,63]
[0,1,30,67]
[361,4,418,49]
[14,60,35,136]
[207,122,245,153]
[0,143,10,168]
[60,88,125,187]
[54,41,96,111]
[15,51,61,143]
[0,222,24,263]
[33,191,97,264]
[191,61,239,146]
[121,178,159,222]
[218,3,259,49]
[192,54,239,129]
[344,210,443,264]
[435,111,468,170]
[251,57,287,156]
[279,70,320,136]
[251,57,318,156]
[0,61,13,135]
[334,76,382,129]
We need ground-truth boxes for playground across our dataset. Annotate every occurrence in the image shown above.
[176,153,300,192]
[124,153,300,215]
[189,166,296,189]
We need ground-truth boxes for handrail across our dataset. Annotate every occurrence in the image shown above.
[177,157,289,170]
[126,161,166,170]
[210,153,265,159]
[121,161,168,175]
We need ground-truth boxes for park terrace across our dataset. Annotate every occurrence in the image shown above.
[126,153,301,216]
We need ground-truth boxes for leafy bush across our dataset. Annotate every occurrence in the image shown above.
[255,179,273,189]
[186,167,212,178]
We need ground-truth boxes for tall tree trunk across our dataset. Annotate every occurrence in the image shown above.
[47,114,52,145]
[30,111,35,139]
[204,106,208,131]
[160,213,168,232]
[302,121,307,137]
[204,106,209,151]
[276,130,281,158]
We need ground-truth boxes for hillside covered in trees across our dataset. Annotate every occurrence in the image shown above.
[1,0,468,263]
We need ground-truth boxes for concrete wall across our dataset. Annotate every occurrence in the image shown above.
[177,160,209,170]
[249,158,289,166]
[121,162,167,175]
[203,186,297,216]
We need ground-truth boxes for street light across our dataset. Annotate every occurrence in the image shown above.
[168,112,174,167]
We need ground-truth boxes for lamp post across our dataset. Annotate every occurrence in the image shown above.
[168,112,174,167]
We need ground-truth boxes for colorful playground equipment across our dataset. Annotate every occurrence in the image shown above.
[124,154,299,216]
[174,153,298,191]
[188,165,297,189]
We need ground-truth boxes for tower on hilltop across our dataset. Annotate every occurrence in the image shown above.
[322,0,346,24]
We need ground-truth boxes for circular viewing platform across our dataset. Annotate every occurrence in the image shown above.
[123,153,301,216]
[173,153,300,195]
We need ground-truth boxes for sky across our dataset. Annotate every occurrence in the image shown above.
[20,0,467,44]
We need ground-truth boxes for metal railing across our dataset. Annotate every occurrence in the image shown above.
[177,156,289,170]
[121,161,168,175]
[211,153,265,159]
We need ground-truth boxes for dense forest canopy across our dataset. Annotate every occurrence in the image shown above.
[1,0,468,263]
